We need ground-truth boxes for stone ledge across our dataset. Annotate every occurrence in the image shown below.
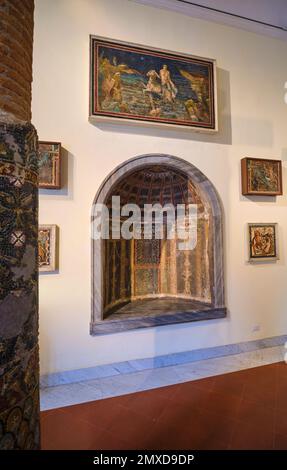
[40,334,287,389]
[90,307,227,335]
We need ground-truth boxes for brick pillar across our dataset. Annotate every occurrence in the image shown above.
[0,0,40,450]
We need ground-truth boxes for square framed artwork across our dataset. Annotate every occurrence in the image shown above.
[248,223,279,262]
[38,225,59,272]
[38,141,61,189]
[241,158,282,196]
[90,35,218,132]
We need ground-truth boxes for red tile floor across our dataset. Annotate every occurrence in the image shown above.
[41,362,287,450]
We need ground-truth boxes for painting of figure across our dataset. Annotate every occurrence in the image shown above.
[39,142,61,189]
[248,224,278,261]
[38,225,58,272]
[241,158,282,196]
[90,36,217,131]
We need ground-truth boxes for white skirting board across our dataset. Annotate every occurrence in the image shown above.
[40,334,287,411]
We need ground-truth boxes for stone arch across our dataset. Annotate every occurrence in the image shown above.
[91,154,226,335]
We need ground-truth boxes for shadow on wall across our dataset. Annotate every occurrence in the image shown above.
[90,68,233,146]
[232,116,274,148]
[276,150,287,208]
[39,147,74,200]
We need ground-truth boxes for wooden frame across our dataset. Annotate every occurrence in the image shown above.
[248,223,279,262]
[38,225,59,272]
[241,157,282,196]
[89,35,218,132]
[38,141,61,189]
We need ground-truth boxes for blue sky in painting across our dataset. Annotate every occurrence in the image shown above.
[98,44,210,102]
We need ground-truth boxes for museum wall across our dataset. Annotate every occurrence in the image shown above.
[32,0,287,376]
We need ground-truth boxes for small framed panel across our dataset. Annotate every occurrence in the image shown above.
[248,223,279,262]
[38,224,59,272]
[38,141,61,189]
[241,158,282,196]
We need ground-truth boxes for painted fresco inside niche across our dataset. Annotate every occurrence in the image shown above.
[103,165,213,318]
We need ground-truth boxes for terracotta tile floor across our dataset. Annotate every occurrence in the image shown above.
[41,362,287,450]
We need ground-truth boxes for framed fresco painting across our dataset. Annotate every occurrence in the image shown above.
[248,223,279,262]
[90,36,217,132]
[241,158,282,196]
[38,141,61,189]
[38,225,59,272]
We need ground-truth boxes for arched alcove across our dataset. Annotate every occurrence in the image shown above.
[91,154,226,335]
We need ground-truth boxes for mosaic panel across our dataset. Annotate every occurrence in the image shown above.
[134,268,159,297]
[103,164,213,316]
[114,241,121,301]
[135,238,160,265]
[0,123,40,449]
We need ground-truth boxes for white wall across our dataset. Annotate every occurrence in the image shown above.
[135,0,287,41]
[32,0,287,376]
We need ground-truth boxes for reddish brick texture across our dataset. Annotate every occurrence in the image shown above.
[0,0,34,122]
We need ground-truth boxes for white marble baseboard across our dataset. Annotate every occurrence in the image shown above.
[40,334,287,388]
[40,337,286,411]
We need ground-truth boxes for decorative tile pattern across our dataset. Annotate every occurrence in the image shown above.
[134,269,159,296]
[135,239,160,265]
[0,123,40,449]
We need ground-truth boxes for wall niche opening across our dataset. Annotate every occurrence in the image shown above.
[91,154,226,335]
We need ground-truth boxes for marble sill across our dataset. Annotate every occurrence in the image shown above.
[90,307,227,335]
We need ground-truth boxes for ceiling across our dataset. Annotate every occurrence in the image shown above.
[132,0,287,41]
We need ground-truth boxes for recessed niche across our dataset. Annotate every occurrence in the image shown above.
[91,154,226,335]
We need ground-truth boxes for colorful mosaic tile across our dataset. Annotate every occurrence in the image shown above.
[0,123,40,450]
